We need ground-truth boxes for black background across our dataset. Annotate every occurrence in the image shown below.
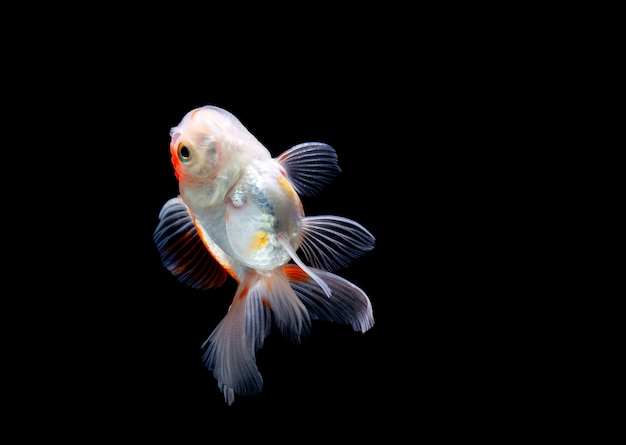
[120,85,424,423]
[15,12,553,440]
[86,82,512,436]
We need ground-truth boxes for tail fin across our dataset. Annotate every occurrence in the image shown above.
[202,266,373,405]
[201,269,311,405]
[284,264,374,333]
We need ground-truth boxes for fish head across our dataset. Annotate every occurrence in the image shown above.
[168,106,272,209]
[169,107,223,184]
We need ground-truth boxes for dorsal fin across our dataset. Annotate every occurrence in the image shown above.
[276,142,341,197]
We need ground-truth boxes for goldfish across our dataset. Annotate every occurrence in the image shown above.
[153,105,375,405]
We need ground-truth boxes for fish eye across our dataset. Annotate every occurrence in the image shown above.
[177,143,191,163]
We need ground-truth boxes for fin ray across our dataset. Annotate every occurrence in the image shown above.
[278,236,332,297]
[284,265,374,333]
[299,216,375,271]
[201,270,310,404]
[276,142,341,197]
[201,281,270,404]
[154,197,228,289]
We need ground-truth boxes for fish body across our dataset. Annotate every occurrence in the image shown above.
[154,105,374,404]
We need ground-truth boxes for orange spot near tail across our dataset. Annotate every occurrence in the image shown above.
[261,297,271,309]
[238,285,249,300]
[283,264,309,283]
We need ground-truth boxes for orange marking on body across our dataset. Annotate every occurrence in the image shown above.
[249,231,270,251]
[283,264,309,283]
[277,175,296,199]
[222,264,238,282]
[192,219,239,282]
[239,285,249,300]
[261,296,271,309]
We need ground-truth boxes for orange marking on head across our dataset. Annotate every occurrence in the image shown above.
[170,152,181,179]
[283,264,309,283]
[261,296,271,309]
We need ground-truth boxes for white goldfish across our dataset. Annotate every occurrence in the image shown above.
[154,105,375,405]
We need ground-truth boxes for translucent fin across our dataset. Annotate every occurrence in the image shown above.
[284,265,374,333]
[217,382,236,406]
[278,235,332,297]
[298,216,375,271]
[276,142,341,197]
[201,279,271,405]
[258,268,312,344]
[153,196,228,289]
[201,270,310,404]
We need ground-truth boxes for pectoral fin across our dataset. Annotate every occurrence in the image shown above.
[154,196,228,289]
[298,215,375,271]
